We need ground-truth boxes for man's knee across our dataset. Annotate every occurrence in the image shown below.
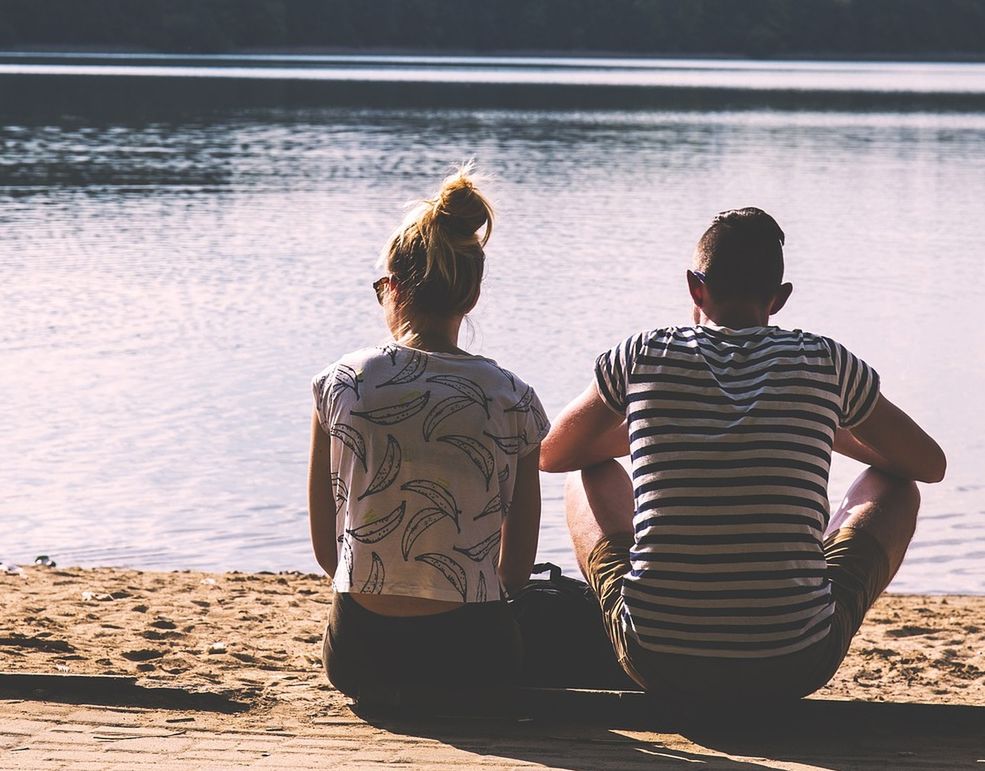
[899,477,921,511]
[877,475,920,536]
[563,470,584,500]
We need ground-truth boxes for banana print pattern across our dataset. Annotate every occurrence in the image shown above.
[313,371,332,414]
[476,571,488,603]
[483,430,528,455]
[426,375,492,418]
[357,434,401,500]
[436,434,494,490]
[332,363,363,400]
[400,480,461,531]
[401,506,455,560]
[330,473,349,509]
[378,349,428,387]
[313,349,549,601]
[340,535,354,586]
[345,501,406,543]
[360,552,385,594]
[330,423,368,470]
[422,395,477,440]
[496,365,517,392]
[504,385,534,413]
[352,391,431,426]
[473,492,503,521]
[454,529,501,562]
[380,343,400,365]
[415,552,468,601]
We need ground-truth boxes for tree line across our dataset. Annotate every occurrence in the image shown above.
[1,0,984,58]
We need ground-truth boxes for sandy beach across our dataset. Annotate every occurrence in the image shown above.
[2,565,983,768]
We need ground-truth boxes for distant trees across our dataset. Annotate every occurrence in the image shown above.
[1,0,984,58]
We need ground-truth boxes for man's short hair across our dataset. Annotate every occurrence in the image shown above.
[695,207,785,303]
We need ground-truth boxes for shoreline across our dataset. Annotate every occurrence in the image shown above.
[2,565,982,768]
[1,565,982,713]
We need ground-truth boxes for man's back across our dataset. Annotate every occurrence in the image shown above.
[595,323,879,658]
[541,206,943,699]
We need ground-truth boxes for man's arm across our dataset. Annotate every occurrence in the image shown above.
[308,410,339,576]
[837,394,946,483]
[540,383,629,472]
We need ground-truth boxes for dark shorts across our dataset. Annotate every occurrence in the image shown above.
[586,527,891,703]
[323,592,522,698]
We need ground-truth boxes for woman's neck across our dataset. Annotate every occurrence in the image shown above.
[393,317,466,355]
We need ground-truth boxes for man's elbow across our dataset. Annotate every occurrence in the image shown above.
[539,455,570,474]
[538,438,569,473]
[920,446,947,484]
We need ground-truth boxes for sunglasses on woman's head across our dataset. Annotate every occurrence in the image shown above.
[373,276,389,304]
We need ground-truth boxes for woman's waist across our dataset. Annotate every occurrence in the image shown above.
[348,592,465,617]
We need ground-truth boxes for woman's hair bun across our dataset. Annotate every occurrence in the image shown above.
[429,162,493,246]
[381,162,493,323]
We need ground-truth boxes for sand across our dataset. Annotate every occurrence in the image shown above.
[1,565,983,769]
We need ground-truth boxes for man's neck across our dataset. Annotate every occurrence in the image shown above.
[696,308,771,329]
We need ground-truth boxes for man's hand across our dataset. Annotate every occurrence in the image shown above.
[540,382,629,472]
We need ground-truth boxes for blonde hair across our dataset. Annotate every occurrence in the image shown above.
[381,162,493,325]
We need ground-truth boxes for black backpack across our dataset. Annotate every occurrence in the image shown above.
[509,563,637,690]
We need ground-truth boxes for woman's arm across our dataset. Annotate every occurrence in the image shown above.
[540,382,629,472]
[308,410,338,577]
[498,447,542,597]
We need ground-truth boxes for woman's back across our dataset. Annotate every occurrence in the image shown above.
[308,163,547,696]
[314,344,548,603]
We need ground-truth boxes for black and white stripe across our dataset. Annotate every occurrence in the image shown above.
[596,325,879,659]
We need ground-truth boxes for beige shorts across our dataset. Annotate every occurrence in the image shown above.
[586,527,891,703]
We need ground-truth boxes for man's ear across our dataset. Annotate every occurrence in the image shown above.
[769,282,794,315]
[686,270,706,307]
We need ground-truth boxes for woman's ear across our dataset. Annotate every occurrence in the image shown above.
[464,287,481,315]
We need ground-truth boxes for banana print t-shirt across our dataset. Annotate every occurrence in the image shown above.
[312,344,550,604]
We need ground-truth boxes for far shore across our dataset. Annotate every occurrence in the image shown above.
[2,46,985,63]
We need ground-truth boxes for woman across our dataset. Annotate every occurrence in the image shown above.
[308,165,549,698]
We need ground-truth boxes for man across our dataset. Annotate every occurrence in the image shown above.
[540,208,945,703]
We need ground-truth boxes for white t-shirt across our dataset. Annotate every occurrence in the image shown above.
[312,343,550,603]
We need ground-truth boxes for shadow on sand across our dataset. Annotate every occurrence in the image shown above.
[355,687,985,770]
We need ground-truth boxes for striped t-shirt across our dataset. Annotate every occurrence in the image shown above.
[595,324,880,659]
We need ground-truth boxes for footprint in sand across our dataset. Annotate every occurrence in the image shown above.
[121,648,166,661]
[885,625,938,638]
[142,629,185,641]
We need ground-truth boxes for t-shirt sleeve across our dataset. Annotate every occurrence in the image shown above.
[825,339,881,428]
[311,364,336,432]
[518,386,551,457]
[594,332,644,415]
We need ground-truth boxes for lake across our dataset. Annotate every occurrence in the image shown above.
[1,55,983,593]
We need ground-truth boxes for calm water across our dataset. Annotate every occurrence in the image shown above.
[2,57,984,592]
